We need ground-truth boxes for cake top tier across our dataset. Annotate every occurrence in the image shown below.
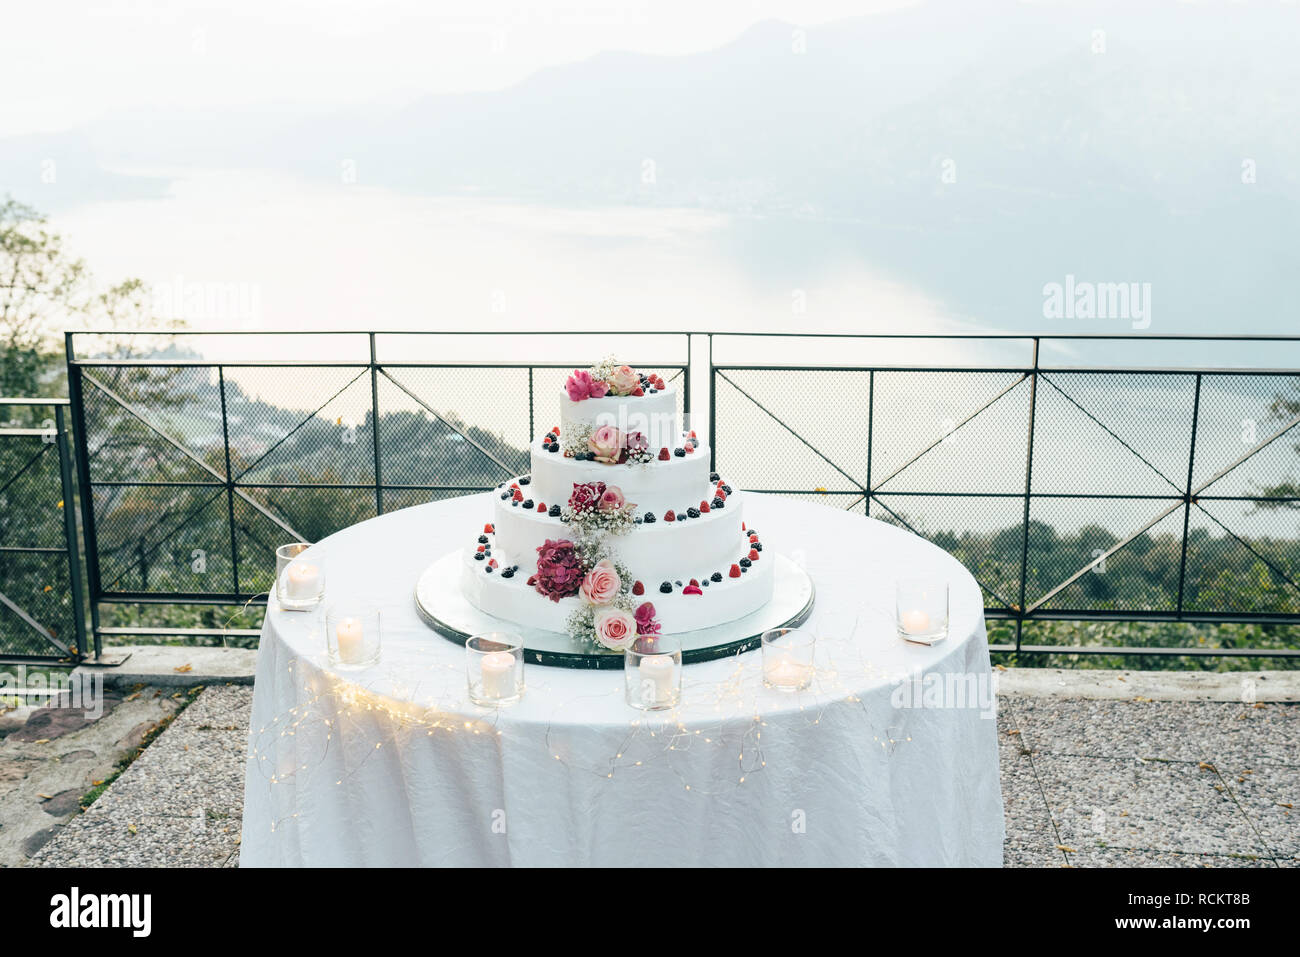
[560,362,680,448]
[561,386,677,442]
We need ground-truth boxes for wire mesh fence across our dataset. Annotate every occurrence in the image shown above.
[64,333,690,644]
[49,331,1300,659]
[0,400,87,661]
[711,336,1300,657]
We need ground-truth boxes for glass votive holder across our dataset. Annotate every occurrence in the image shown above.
[467,633,524,706]
[276,542,324,611]
[761,628,816,692]
[624,635,682,711]
[895,578,950,644]
[325,606,381,668]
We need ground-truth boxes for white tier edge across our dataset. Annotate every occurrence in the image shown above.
[528,438,711,515]
[493,488,748,581]
[559,385,679,446]
[461,545,775,635]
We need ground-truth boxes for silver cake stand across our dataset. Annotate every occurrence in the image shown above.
[414,551,815,669]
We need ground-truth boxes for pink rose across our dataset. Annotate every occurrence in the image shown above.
[588,424,623,464]
[597,485,626,512]
[609,365,639,396]
[593,606,637,651]
[625,431,648,455]
[566,370,594,402]
[634,601,661,636]
[580,558,621,605]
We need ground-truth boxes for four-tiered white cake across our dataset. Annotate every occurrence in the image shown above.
[460,362,773,648]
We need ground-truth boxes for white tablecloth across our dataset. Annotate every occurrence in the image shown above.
[240,494,1004,867]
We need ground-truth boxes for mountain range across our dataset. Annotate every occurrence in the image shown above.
[5,0,1298,332]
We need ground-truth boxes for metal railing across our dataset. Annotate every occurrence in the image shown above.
[706,333,1300,658]
[39,330,1300,660]
[64,331,690,644]
[0,398,88,662]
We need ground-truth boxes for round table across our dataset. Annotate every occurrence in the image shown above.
[239,495,1005,867]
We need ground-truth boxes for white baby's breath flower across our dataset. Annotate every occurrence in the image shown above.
[589,356,620,384]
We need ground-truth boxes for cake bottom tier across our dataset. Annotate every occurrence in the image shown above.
[460,546,775,636]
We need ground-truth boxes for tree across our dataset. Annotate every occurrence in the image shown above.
[1257,380,1300,509]
[0,196,191,415]
[0,196,88,396]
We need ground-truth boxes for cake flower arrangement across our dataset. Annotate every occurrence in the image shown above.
[525,479,661,651]
[565,556,661,651]
[562,425,656,465]
[554,359,678,464]
[565,358,667,402]
[464,354,777,659]
[563,480,638,533]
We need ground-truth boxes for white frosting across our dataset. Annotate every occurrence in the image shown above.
[493,492,749,581]
[463,380,771,641]
[528,438,712,515]
[560,385,679,449]
[461,542,774,635]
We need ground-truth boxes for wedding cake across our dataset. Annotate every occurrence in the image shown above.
[461,359,773,651]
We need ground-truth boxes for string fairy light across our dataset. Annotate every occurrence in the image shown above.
[239,589,955,839]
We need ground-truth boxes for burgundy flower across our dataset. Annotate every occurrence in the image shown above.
[534,538,583,602]
[569,481,606,514]
[634,601,661,635]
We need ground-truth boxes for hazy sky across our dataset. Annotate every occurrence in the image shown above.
[3,0,914,136]
[12,0,1300,344]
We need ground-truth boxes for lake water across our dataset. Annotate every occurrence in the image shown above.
[54,169,960,340]
[49,170,1300,545]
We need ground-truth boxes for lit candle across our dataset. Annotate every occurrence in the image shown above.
[900,609,932,636]
[335,616,365,664]
[480,651,516,699]
[637,654,676,705]
[284,562,321,600]
[764,654,811,690]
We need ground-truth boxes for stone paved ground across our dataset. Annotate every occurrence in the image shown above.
[31,685,249,868]
[26,686,1300,867]
[0,683,184,866]
[1000,696,1299,867]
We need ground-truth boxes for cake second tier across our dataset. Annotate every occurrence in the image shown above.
[492,476,747,582]
[529,437,712,515]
